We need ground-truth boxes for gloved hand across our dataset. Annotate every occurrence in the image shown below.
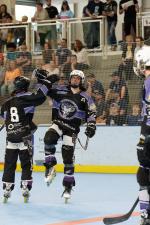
[47,74,60,84]
[33,69,49,82]
[85,123,96,138]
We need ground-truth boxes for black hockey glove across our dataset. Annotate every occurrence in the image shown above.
[47,74,60,84]
[33,69,53,88]
[33,69,49,82]
[85,123,96,138]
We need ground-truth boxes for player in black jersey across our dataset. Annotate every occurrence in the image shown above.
[42,69,96,201]
[0,70,55,202]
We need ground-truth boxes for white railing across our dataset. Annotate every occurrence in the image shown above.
[0,16,107,53]
[136,12,150,39]
[0,22,31,50]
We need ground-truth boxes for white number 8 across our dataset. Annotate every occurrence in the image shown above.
[10,107,19,122]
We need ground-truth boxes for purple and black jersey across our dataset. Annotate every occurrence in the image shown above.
[141,76,150,125]
[48,85,96,132]
[0,84,48,143]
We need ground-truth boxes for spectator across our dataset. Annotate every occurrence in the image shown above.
[21,15,28,23]
[62,55,88,79]
[125,103,141,126]
[53,74,68,88]
[86,0,104,48]
[94,89,106,124]
[42,60,59,76]
[106,71,129,118]
[1,60,22,96]
[134,36,145,57]
[72,39,90,66]
[120,34,136,80]
[86,73,105,99]
[42,42,55,64]
[6,42,17,61]
[55,38,71,68]
[0,4,12,23]
[45,0,58,19]
[103,0,118,51]
[16,44,33,76]
[31,2,49,48]
[119,0,139,36]
[106,102,122,125]
[82,0,93,48]
[45,0,59,49]
[14,16,29,46]
[59,1,74,19]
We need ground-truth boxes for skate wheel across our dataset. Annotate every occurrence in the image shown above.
[46,182,51,187]
[3,197,8,204]
[65,197,68,204]
[24,196,29,203]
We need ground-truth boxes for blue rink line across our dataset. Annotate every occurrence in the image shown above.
[0,172,140,225]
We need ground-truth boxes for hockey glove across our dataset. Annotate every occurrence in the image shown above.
[85,123,96,138]
[47,74,60,84]
[33,69,49,82]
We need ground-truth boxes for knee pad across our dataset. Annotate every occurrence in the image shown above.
[44,128,59,153]
[3,182,14,191]
[62,145,74,165]
[63,175,75,187]
[137,167,150,186]
[44,155,57,168]
[139,186,150,211]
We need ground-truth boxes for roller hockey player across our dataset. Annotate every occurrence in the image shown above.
[1,70,57,203]
[134,45,150,224]
[39,69,96,203]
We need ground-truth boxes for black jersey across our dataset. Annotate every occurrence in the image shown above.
[0,85,48,143]
[48,85,96,133]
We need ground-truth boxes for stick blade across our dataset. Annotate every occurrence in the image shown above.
[103,198,139,225]
[103,215,129,225]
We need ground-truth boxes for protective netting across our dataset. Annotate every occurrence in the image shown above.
[0,38,146,126]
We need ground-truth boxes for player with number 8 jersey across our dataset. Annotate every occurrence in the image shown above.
[0,70,50,203]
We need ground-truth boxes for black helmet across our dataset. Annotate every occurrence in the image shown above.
[13,76,30,92]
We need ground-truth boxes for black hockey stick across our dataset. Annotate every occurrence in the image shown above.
[77,137,89,150]
[0,124,5,131]
[103,197,139,225]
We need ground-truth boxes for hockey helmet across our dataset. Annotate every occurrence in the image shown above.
[14,76,30,92]
[70,70,85,84]
[133,45,150,77]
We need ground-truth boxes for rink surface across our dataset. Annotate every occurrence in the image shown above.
[0,172,140,225]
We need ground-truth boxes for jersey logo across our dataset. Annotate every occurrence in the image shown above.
[81,97,86,102]
[59,99,77,120]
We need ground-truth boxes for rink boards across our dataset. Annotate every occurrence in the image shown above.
[0,125,140,173]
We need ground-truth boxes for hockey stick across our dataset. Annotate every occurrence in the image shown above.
[0,124,5,131]
[77,137,89,150]
[103,197,139,225]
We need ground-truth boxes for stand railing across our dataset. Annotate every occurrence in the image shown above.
[0,16,107,53]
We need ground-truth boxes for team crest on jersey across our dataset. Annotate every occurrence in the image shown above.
[59,99,77,119]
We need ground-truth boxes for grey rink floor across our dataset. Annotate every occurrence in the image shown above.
[0,172,140,225]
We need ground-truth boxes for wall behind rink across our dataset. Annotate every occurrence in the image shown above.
[0,125,140,173]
